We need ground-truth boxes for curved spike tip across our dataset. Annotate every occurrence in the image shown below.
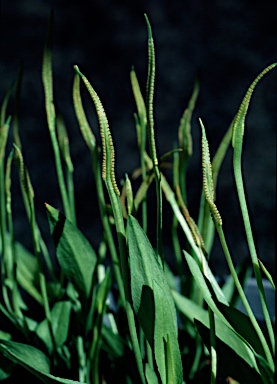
[144,14,152,39]
[73,65,82,76]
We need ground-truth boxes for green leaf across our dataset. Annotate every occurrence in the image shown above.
[258,259,276,291]
[127,215,162,314]
[86,270,111,377]
[0,331,11,340]
[172,289,208,325]
[101,323,124,359]
[95,269,111,317]
[127,215,183,384]
[163,262,178,291]
[184,251,229,317]
[15,241,43,305]
[173,287,269,382]
[130,67,147,145]
[72,71,96,153]
[255,354,274,384]
[194,319,266,384]
[178,78,199,158]
[0,340,83,383]
[153,279,182,383]
[0,339,50,374]
[216,302,266,359]
[36,301,71,353]
[137,285,155,346]
[145,363,159,384]
[221,257,252,306]
[46,204,97,298]
[24,316,38,332]
[0,117,11,161]
[0,350,15,381]
[0,332,13,380]
[0,80,14,128]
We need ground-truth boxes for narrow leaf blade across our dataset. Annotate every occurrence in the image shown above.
[0,339,84,383]
[127,215,183,384]
[46,204,97,298]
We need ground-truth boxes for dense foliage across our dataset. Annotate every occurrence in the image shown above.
[0,14,275,384]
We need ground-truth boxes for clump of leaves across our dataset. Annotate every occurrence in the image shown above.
[0,13,275,384]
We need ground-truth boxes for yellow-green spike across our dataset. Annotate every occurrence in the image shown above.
[74,65,120,196]
[232,62,277,148]
[200,119,222,227]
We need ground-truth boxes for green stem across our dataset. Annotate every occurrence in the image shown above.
[0,161,8,302]
[0,119,10,310]
[233,145,275,356]
[208,307,217,384]
[66,167,76,226]
[231,63,276,357]
[188,334,203,380]
[5,150,23,319]
[42,15,71,221]
[92,150,125,307]
[217,225,274,370]
[130,70,148,232]
[87,326,99,384]
[106,180,146,384]
[140,147,147,234]
[50,130,71,220]
[178,154,189,205]
[39,272,58,366]
[76,336,87,383]
[171,214,183,279]
[145,14,163,261]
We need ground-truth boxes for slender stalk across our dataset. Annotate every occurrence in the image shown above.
[130,70,148,232]
[178,78,199,204]
[140,142,148,234]
[39,272,58,366]
[42,13,71,221]
[106,179,146,384]
[92,340,101,384]
[232,63,276,355]
[76,336,87,383]
[93,153,125,307]
[5,149,23,319]
[14,145,56,280]
[56,114,76,226]
[216,225,274,370]
[208,307,217,384]
[233,151,275,354]
[145,14,163,261]
[0,119,10,258]
[0,118,12,314]
[87,326,99,384]
[188,334,203,380]
[171,214,183,278]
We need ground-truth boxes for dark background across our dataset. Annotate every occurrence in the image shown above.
[0,0,276,278]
